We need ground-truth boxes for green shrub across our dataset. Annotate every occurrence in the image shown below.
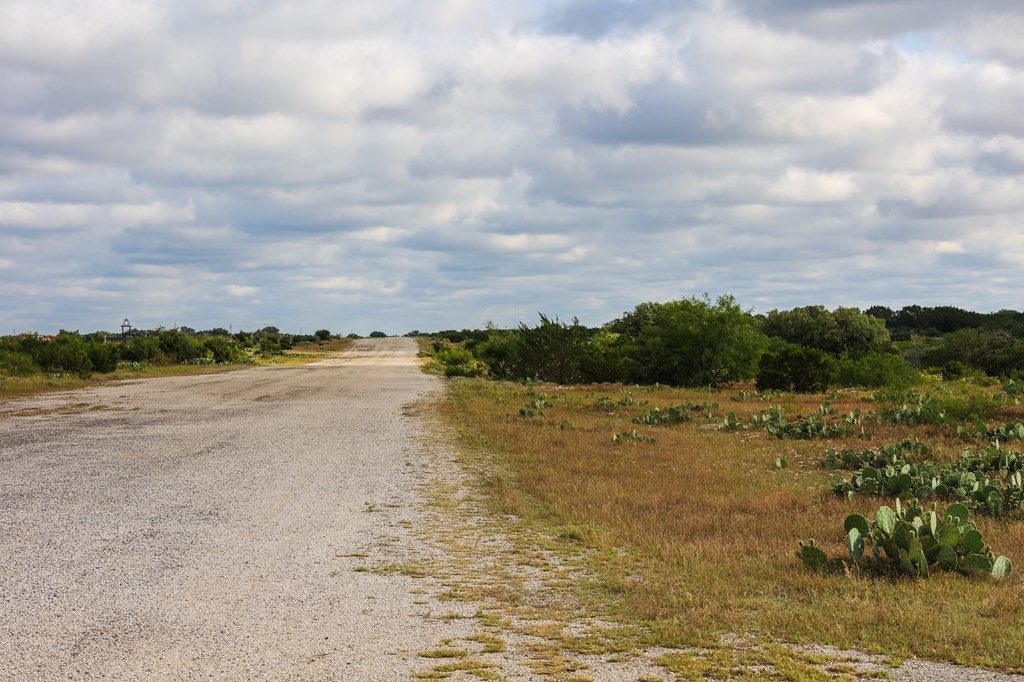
[434,346,486,378]
[474,331,524,381]
[874,387,1004,426]
[86,342,120,373]
[202,336,244,363]
[833,351,918,389]
[756,344,833,393]
[0,350,38,376]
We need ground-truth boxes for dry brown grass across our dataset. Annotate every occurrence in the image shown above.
[441,380,1024,671]
[282,337,354,355]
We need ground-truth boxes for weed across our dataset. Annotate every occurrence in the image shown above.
[419,648,469,659]
[612,429,656,445]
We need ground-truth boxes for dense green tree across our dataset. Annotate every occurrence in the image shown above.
[122,334,162,362]
[920,328,1024,377]
[515,314,589,384]
[578,330,629,383]
[202,335,244,363]
[756,343,833,393]
[474,331,523,381]
[314,329,332,341]
[605,301,665,337]
[630,295,765,387]
[761,305,890,357]
[41,331,94,377]
[864,305,894,323]
[86,341,120,373]
[833,351,918,389]
[0,349,38,376]
[156,328,205,363]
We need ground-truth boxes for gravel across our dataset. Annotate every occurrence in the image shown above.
[0,337,471,680]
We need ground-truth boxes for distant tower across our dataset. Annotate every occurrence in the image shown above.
[121,318,132,342]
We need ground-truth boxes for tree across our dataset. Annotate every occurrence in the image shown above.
[761,306,890,357]
[579,330,629,383]
[156,328,205,363]
[757,343,833,393]
[314,329,332,341]
[631,295,765,387]
[475,331,524,381]
[833,351,918,389]
[921,329,1024,377]
[606,301,665,337]
[514,314,589,384]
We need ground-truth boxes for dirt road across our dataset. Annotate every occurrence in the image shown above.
[0,338,465,680]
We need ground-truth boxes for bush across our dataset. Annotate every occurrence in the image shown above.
[757,343,833,393]
[434,346,486,378]
[762,306,891,357]
[630,295,766,387]
[579,330,629,383]
[514,314,589,384]
[474,331,523,381]
[874,387,1004,426]
[202,336,244,363]
[833,351,918,389]
[157,328,206,363]
[87,342,120,373]
[122,335,163,363]
[369,331,388,338]
[0,350,38,376]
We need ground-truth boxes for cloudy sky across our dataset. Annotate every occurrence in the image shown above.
[2,0,1023,334]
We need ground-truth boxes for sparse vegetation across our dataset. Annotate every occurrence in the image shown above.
[1,327,351,399]
[439,378,1024,670]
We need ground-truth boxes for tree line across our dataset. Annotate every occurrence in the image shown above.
[428,296,1024,391]
[0,327,336,378]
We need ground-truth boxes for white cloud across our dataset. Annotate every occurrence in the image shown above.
[226,284,258,297]
[488,233,571,252]
[0,201,193,229]
[767,167,859,204]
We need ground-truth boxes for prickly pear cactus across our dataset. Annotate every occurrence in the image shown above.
[801,499,1013,580]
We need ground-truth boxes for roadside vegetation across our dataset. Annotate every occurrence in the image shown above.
[427,296,1024,671]
[0,326,350,399]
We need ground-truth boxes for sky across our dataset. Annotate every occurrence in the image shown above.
[2,0,1024,335]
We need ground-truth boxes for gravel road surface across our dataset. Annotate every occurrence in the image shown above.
[1,337,466,680]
